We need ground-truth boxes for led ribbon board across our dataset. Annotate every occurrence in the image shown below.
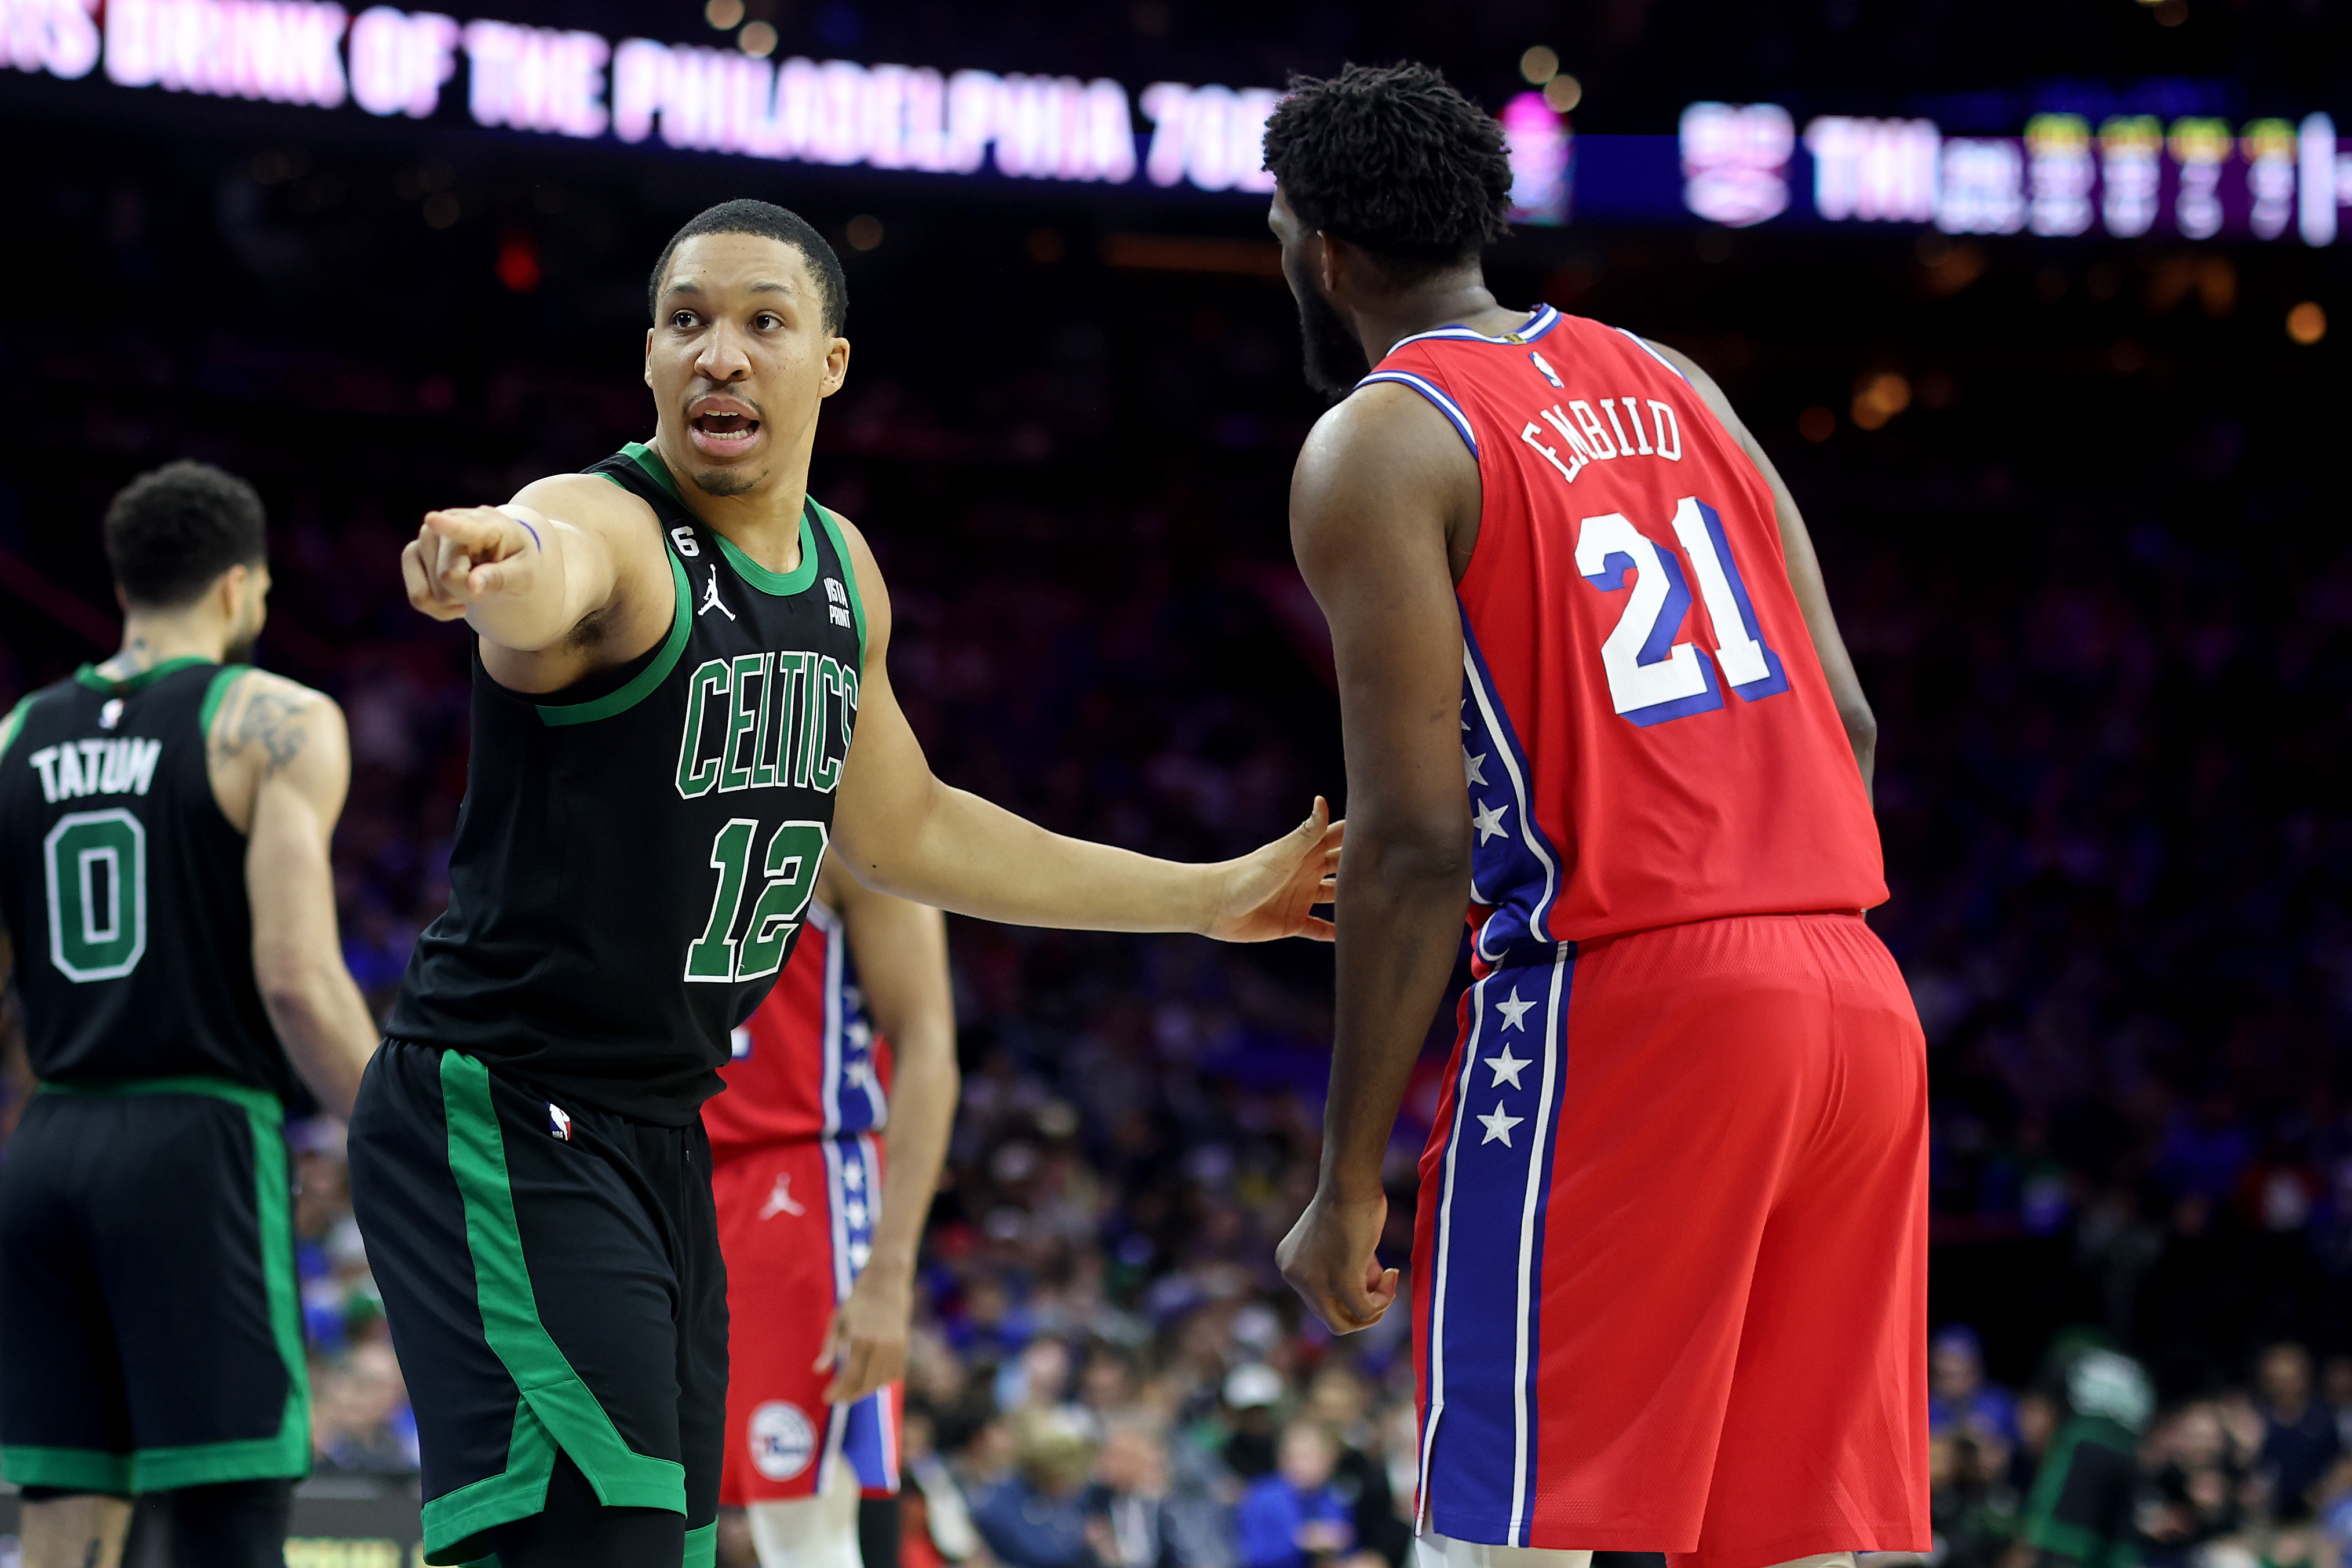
[1,0,1283,194]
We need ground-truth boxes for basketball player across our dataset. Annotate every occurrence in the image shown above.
[352,199,1340,1568]
[1261,66,1928,1568]
[710,859,956,1568]
[0,462,380,1568]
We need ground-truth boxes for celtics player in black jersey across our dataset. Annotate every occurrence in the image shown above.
[0,462,380,1568]
[354,198,1341,1568]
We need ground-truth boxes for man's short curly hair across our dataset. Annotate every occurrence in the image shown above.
[1261,62,1512,283]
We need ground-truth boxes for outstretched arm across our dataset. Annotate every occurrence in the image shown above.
[811,860,958,1403]
[828,517,1340,942]
[1650,340,1877,794]
[401,475,676,696]
[1276,384,1481,1334]
[213,673,379,1120]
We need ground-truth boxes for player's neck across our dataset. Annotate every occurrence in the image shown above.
[1357,271,1520,362]
[104,612,232,676]
[657,431,814,578]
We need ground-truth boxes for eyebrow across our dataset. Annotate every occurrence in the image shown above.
[662,278,798,300]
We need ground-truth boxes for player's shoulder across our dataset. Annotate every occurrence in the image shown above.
[515,470,658,530]
[205,668,345,757]
[1297,378,1476,506]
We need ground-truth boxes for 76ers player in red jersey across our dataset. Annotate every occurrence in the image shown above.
[709,859,957,1568]
[1265,65,1928,1568]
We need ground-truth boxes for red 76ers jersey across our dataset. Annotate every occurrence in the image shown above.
[705,899,891,1154]
[1359,306,1885,960]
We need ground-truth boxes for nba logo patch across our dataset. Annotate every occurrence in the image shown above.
[749,1401,815,1481]
[548,1103,572,1141]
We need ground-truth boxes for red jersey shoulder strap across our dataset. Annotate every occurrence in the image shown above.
[1352,304,1570,458]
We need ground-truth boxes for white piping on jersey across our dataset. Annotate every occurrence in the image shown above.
[1506,943,1572,1545]
[1461,648,1561,963]
[1417,967,1492,1534]
[814,899,846,1136]
[1613,327,1693,384]
[1387,303,1562,351]
[1355,371,1479,458]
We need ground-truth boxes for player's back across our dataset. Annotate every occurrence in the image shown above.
[0,660,293,1099]
[1362,305,1884,959]
[705,899,889,1154]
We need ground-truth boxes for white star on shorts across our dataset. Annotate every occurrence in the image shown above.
[1494,989,1536,1032]
[1485,1045,1531,1091]
[1478,1103,1523,1147]
[1472,800,1509,844]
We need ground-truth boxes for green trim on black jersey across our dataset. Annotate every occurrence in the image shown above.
[8,1077,310,1492]
[605,440,826,599]
[685,1523,718,1568]
[0,693,33,761]
[199,665,254,738]
[536,551,694,729]
[812,504,867,670]
[617,439,681,499]
[73,655,212,695]
[432,1051,687,1547]
[711,499,819,597]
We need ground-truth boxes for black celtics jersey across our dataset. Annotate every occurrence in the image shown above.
[385,443,866,1125]
[0,658,296,1100]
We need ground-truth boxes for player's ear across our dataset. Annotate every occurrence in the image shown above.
[644,327,655,390]
[821,336,851,399]
[1315,232,1343,300]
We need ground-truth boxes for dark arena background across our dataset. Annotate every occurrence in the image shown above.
[3,0,2350,1560]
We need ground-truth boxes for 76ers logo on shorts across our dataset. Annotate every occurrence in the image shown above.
[749,1401,815,1481]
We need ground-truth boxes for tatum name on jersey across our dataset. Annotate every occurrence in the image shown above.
[385,442,866,1125]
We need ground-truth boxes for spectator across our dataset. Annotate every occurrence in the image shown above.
[1301,1365,1410,1568]
[1930,1324,2022,1447]
[975,1408,1104,1568]
[1089,1419,1190,1568]
[2256,1343,2342,1520]
[1222,1363,1286,1482]
[1235,1422,1355,1568]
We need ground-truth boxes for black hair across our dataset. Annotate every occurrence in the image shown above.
[647,199,849,335]
[1261,62,1513,283]
[102,461,267,609]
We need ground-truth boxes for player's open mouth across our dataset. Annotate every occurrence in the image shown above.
[688,403,762,455]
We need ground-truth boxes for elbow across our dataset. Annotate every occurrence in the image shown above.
[254,948,338,1022]
[1840,699,1879,757]
[1356,819,1474,896]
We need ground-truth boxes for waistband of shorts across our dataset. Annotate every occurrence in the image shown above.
[39,1074,286,1125]
[1479,909,1871,969]
[385,1037,706,1134]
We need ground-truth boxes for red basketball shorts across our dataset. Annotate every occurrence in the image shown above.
[1410,911,1929,1568]
[713,1135,901,1505]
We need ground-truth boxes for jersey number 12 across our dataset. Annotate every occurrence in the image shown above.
[686,818,829,983]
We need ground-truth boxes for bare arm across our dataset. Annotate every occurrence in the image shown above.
[1276,385,1481,1334]
[402,475,674,695]
[827,516,1341,942]
[1649,340,1877,794]
[812,859,959,1403]
[211,673,378,1120]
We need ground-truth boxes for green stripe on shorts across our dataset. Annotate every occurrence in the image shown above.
[418,1051,684,1563]
[8,1077,309,1492]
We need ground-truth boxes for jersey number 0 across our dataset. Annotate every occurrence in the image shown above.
[42,808,149,982]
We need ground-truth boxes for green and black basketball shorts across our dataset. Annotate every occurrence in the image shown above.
[347,1040,726,1567]
[0,1079,310,1494]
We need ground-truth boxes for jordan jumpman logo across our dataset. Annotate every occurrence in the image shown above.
[758,1173,806,1219]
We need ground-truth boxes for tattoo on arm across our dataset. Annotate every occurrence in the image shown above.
[209,681,311,779]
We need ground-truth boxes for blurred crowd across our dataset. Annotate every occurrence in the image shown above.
[1921,1326,2352,1568]
[2,127,2348,1568]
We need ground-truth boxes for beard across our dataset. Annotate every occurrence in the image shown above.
[1287,254,1370,398]
[690,464,760,497]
